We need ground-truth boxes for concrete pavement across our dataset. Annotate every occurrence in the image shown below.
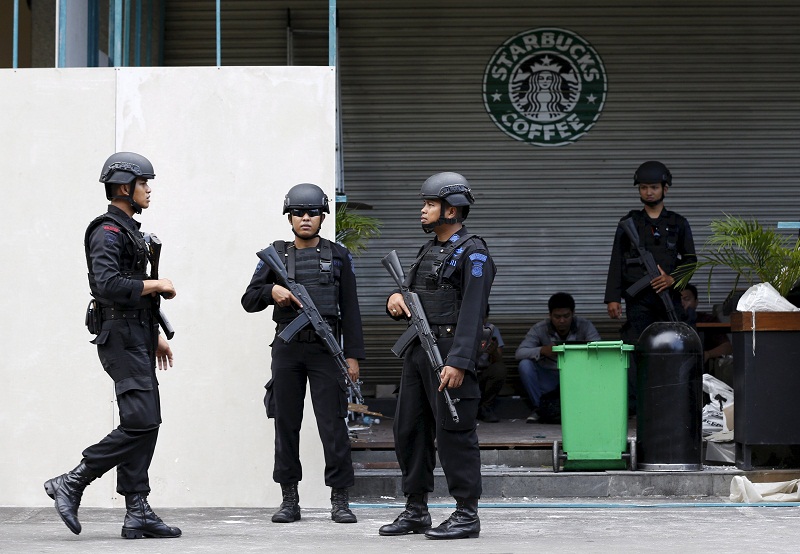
[3,499,800,553]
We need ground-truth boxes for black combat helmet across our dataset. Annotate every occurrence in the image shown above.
[283,183,330,214]
[99,152,156,214]
[420,171,475,232]
[633,161,672,187]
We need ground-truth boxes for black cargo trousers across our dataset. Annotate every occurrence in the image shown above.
[81,309,162,495]
[393,337,482,500]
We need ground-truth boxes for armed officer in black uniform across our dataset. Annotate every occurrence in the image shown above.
[242,183,365,525]
[605,160,696,335]
[44,152,181,539]
[604,161,696,403]
[380,172,495,540]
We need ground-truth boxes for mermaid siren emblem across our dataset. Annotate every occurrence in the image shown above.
[483,28,607,147]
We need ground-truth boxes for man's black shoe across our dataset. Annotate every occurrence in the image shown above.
[43,462,98,535]
[272,483,301,523]
[331,487,357,523]
[379,493,431,536]
[121,494,181,539]
[424,497,480,540]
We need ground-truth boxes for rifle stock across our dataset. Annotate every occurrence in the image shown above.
[257,245,364,405]
[381,250,460,423]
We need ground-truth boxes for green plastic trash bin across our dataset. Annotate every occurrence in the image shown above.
[551,341,636,472]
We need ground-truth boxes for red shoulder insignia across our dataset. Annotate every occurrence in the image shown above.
[103,225,120,233]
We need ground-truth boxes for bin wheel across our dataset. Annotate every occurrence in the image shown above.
[626,438,637,471]
[552,440,561,473]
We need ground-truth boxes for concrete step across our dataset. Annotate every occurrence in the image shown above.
[351,466,800,501]
[351,397,800,500]
[353,447,554,469]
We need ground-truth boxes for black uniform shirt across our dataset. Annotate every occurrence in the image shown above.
[241,240,366,360]
[604,208,696,305]
[396,226,496,373]
[87,205,146,308]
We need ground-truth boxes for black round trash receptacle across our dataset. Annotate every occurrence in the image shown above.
[636,321,703,471]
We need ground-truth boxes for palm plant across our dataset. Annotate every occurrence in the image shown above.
[674,214,800,297]
[335,203,382,256]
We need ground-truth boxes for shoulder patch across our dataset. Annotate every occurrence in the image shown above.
[469,253,487,277]
[103,224,120,233]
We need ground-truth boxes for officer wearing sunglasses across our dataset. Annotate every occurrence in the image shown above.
[241,183,365,525]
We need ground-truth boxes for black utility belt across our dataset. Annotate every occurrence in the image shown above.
[275,318,339,344]
[430,324,456,338]
[101,307,152,321]
[286,329,320,343]
[275,326,322,343]
[86,300,152,335]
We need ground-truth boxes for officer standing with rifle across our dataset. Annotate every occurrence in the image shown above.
[43,152,181,539]
[380,172,495,540]
[604,161,696,403]
[241,183,365,525]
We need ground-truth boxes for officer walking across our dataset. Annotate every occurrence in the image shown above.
[380,172,495,540]
[241,183,365,524]
[43,152,181,539]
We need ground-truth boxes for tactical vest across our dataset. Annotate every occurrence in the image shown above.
[271,239,340,323]
[84,212,150,307]
[406,232,479,326]
[623,209,682,284]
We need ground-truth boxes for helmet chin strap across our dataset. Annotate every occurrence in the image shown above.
[421,201,462,233]
[111,184,143,214]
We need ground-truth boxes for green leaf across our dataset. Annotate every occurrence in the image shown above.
[673,214,800,297]
[334,203,382,256]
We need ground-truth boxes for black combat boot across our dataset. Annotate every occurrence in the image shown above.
[271,483,301,523]
[121,493,182,539]
[378,493,432,536]
[330,487,357,523]
[424,497,480,540]
[43,462,98,535]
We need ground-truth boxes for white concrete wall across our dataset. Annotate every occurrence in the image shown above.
[0,66,337,508]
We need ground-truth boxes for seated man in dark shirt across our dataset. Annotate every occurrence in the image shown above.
[515,293,601,423]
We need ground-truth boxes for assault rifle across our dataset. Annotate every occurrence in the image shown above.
[145,234,176,339]
[619,217,679,323]
[381,250,460,423]
[257,245,364,405]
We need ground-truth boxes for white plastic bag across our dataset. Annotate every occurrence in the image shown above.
[701,403,724,436]
[702,374,734,433]
[736,282,800,312]
[702,374,733,407]
[730,475,800,502]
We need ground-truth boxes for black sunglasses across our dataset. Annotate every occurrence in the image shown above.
[290,208,322,217]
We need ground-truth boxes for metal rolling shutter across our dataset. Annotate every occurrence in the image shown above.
[162,1,800,388]
[337,2,800,387]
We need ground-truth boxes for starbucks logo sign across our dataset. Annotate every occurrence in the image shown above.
[483,28,607,147]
